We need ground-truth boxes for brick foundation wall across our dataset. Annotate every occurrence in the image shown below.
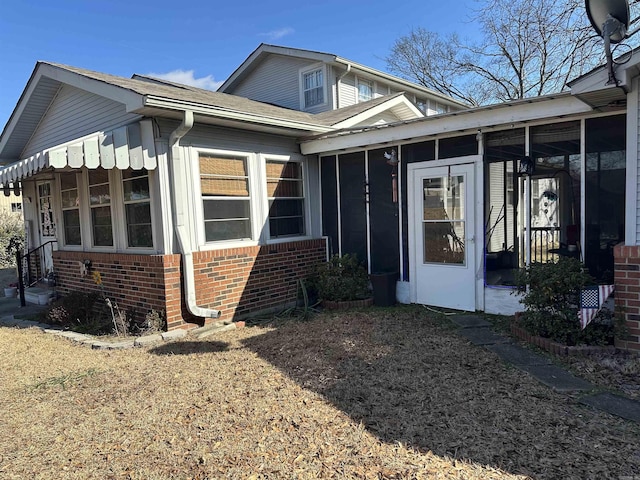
[52,251,193,331]
[193,239,327,323]
[52,238,326,331]
[613,244,640,352]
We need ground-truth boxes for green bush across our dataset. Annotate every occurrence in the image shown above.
[0,211,25,268]
[312,254,371,302]
[515,257,622,346]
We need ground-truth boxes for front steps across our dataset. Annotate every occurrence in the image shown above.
[24,286,55,306]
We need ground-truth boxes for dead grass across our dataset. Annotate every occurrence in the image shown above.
[0,306,639,479]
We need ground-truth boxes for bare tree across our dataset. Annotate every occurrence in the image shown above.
[386,0,619,106]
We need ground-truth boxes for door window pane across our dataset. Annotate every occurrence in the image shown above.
[422,175,465,264]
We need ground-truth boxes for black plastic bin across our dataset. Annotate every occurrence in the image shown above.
[370,272,398,307]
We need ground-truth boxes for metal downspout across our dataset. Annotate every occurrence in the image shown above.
[336,63,351,109]
[169,110,221,319]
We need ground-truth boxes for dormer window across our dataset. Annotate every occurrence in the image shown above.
[358,79,373,102]
[302,68,324,107]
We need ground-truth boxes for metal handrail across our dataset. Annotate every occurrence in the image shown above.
[16,239,57,307]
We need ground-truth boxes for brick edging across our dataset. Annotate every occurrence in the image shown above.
[511,314,619,357]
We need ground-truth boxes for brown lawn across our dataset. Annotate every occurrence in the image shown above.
[0,306,639,479]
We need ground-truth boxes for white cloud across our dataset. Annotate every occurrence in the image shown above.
[261,27,294,40]
[146,69,223,91]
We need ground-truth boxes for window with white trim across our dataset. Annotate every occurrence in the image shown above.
[88,168,113,247]
[60,172,81,246]
[200,153,252,242]
[266,160,305,238]
[122,168,153,248]
[358,79,373,102]
[10,202,22,213]
[302,68,324,108]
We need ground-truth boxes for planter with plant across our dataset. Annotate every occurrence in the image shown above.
[514,256,623,346]
[312,254,372,309]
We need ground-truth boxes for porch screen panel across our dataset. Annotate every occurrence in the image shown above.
[339,152,367,266]
[585,114,625,282]
[484,129,524,287]
[531,121,580,265]
[320,156,339,255]
[200,153,251,242]
[401,141,435,281]
[368,148,399,274]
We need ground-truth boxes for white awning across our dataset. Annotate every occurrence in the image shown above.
[0,120,157,185]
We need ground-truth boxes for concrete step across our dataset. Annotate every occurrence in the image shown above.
[24,287,54,306]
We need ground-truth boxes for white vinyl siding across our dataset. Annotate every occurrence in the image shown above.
[23,85,140,158]
[339,74,357,107]
[230,55,322,111]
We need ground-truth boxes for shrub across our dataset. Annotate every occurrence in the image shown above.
[0,211,25,268]
[515,257,622,346]
[42,291,111,334]
[312,254,371,302]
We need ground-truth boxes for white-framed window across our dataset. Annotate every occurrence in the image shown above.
[357,78,373,102]
[301,66,325,108]
[122,168,153,248]
[265,159,305,238]
[10,202,22,213]
[87,168,114,247]
[59,172,81,246]
[415,97,428,114]
[199,152,252,242]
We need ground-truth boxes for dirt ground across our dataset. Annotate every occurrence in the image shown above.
[0,306,639,479]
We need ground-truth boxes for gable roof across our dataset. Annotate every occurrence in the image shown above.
[0,62,428,164]
[218,43,469,109]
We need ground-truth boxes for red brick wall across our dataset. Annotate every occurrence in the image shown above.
[613,244,640,351]
[52,251,191,330]
[52,238,326,331]
[192,239,327,322]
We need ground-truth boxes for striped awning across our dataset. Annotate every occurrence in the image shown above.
[0,120,156,185]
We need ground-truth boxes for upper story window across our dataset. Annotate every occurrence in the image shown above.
[88,169,113,247]
[415,98,428,114]
[122,169,153,248]
[60,172,81,246]
[358,79,373,102]
[200,153,252,242]
[302,67,324,108]
[266,160,305,238]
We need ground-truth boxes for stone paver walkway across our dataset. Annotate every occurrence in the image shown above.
[450,314,640,424]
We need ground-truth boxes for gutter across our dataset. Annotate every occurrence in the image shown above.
[169,110,221,319]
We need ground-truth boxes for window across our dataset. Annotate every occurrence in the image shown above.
[415,98,428,114]
[10,202,21,213]
[302,68,324,108]
[88,169,113,246]
[266,160,305,238]
[200,153,252,242]
[358,79,373,102]
[60,172,81,246]
[122,169,153,248]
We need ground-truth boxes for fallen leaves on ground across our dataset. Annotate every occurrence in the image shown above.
[0,306,638,479]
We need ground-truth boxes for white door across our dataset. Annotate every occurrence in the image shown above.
[412,164,476,311]
[36,181,56,277]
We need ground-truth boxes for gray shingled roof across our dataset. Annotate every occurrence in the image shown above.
[46,62,328,126]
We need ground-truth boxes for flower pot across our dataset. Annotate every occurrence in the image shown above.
[3,287,17,298]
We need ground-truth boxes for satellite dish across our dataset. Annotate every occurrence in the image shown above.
[586,0,630,43]
[585,0,631,85]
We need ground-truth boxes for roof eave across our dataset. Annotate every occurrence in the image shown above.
[143,96,334,134]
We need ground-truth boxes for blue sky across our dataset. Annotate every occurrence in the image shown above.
[0,0,476,128]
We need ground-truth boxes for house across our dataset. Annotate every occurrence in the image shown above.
[218,44,467,116]
[1,44,639,352]
[0,59,427,329]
